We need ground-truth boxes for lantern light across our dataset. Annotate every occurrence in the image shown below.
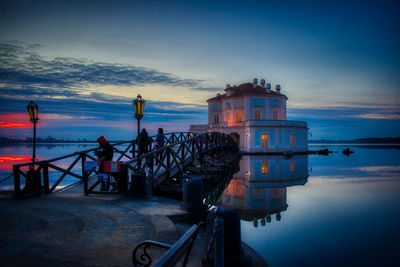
[132,94,145,120]
[27,101,39,123]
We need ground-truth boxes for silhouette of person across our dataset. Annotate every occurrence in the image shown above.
[136,128,150,155]
[154,128,165,163]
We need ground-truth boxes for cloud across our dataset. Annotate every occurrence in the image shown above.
[192,86,222,92]
[354,114,400,120]
[287,106,400,121]
[0,42,202,101]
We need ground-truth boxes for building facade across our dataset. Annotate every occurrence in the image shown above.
[217,155,308,225]
[190,78,308,153]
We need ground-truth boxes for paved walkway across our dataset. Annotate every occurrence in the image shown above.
[0,190,267,266]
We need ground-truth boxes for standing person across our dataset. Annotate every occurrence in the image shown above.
[154,128,165,163]
[96,136,114,191]
[136,128,150,155]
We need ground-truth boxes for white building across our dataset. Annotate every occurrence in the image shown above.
[190,78,308,153]
[217,155,308,224]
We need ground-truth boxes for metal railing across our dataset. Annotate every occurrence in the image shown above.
[12,132,238,199]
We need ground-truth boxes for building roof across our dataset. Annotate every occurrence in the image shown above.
[207,82,288,102]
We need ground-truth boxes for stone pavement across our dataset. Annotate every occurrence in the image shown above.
[0,190,267,266]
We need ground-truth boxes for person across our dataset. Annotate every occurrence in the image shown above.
[136,128,150,155]
[154,128,165,163]
[155,128,165,149]
[96,136,114,191]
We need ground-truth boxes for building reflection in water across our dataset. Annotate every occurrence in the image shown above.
[217,155,308,227]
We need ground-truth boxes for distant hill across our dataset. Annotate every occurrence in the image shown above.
[309,137,400,144]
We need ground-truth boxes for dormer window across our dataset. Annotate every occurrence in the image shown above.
[226,89,235,96]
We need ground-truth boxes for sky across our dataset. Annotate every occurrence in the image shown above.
[0,0,399,140]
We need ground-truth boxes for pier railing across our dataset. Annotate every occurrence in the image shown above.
[119,132,238,192]
[12,132,238,199]
[12,132,198,199]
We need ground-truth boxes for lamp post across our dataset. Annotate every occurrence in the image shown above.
[132,94,145,157]
[27,101,39,164]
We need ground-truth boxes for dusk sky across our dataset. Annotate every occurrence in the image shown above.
[0,0,399,140]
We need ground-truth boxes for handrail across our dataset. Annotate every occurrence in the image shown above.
[12,132,197,168]
[12,131,238,198]
[132,222,204,267]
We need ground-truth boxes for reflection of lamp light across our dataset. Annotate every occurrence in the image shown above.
[245,170,250,176]
[246,132,250,136]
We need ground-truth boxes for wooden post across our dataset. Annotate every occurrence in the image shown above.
[81,153,88,196]
[181,141,185,166]
[191,139,195,161]
[42,163,49,193]
[13,165,21,199]
[166,147,171,178]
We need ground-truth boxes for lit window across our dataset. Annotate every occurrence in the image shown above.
[290,160,295,173]
[290,134,295,147]
[273,111,278,120]
[255,110,261,120]
[236,184,243,193]
[262,160,269,174]
[261,134,268,147]
[226,112,230,122]
[236,112,242,122]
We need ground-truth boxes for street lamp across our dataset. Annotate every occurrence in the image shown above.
[27,101,39,163]
[132,94,145,156]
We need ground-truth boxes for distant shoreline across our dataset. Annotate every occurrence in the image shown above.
[1,136,400,145]
[309,137,400,144]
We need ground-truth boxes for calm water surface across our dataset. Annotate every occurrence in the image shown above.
[218,144,400,266]
[1,144,399,266]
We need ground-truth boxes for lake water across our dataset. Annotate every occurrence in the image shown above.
[1,144,399,266]
[217,145,400,266]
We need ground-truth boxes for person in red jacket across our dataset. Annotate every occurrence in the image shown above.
[96,136,114,191]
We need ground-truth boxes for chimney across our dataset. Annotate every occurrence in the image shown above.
[260,79,266,88]
[276,84,281,93]
[252,78,258,88]
[266,83,271,93]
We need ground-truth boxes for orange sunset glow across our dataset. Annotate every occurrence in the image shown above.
[0,114,32,128]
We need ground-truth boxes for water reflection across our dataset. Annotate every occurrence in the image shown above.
[217,155,308,226]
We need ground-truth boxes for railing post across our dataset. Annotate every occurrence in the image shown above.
[132,141,136,158]
[191,139,195,161]
[167,147,171,178]
[81,153,88,196]
[13,165,21,199]
[181,141,185,165]
[42,163,49,193]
